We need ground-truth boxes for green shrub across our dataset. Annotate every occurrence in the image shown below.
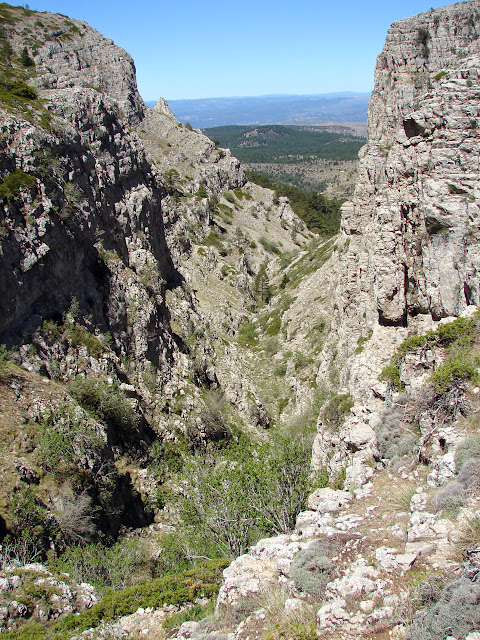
[68,375,140,438]
[0,343,15,382]
[321,393,353,429]
[293,352,312,371]
[355,329,373,354]
[0,77,37,100]
[163,601,214,631]
[179,433,313,559]
[36,403,103,475]
[417,27,430,46]
[1,619,47,639]
[10,487,49,547]
[195,184,208,199]
[380,312,479,390]
[429,353,479,392]
[20,46,34,67]
[275,363,287,377]
[265,316,282,337]
[434,71,447,80]
[203,230,226,255]
[259,236,281,255]
[52,539,148,589]
[0,169,36,200]
[67,325,106,358]
[237,319,258,347]
[54,559,228,635]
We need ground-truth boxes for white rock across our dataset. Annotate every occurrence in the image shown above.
[284,598,303,615]
[359,600,374,613]
[344,463,374,490]
[307,488,352,513]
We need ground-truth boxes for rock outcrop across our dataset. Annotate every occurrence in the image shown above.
[344,0,480,329]
[313,0,480,475]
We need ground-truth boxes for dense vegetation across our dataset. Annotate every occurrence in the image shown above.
[246,170,342,236]
[203,124,365,164]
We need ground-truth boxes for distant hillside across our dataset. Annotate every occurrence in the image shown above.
[202,124,366,196]
[203,124,365,164]
[145,92,370,128]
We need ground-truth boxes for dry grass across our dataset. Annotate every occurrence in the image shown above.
[453,515,480,558]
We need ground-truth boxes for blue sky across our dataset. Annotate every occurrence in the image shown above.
[26,0,456,101]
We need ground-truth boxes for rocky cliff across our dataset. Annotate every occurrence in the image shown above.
[0,2,315,558]
[312,0,480,475]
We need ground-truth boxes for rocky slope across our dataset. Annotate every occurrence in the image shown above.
[0,2,316,561]
[2,1,480,639]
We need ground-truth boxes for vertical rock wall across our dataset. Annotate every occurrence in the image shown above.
[314,0,480,473]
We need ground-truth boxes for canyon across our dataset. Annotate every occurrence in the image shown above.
[1,1,480,639]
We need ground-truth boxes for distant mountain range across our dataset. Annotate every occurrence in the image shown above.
[145,92,370,129]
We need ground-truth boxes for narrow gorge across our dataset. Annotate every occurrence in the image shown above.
[1,2,480,639]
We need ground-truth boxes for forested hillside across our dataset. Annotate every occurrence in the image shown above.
[203,124,365,195]
[203,125,365,164]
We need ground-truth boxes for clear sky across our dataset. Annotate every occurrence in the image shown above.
[25,0,458,101]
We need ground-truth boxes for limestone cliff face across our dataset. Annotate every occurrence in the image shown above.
[0,5,309,447]
[342,0,480,331]
[0,17,178,398]
[313,0,480,473]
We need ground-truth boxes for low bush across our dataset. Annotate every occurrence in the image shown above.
[0,535,42,569]
[457,457,480,492]
[237,319,258,347]
[179,432,313,559]
[0,168,36,200]
[321,393,353,430]
[290,539,334,597]
[407,574,480,640]
[259,236,281,255]
[68,375,140,438]
[0,343,16,382]
[433,453,480,515]
[429,352,479,392]
[380,312,480,391]
[52,538,149,590]
[36,403,103,476]
[67,325,106,358]
[54,559,228,635]
[455,435,480,472]
[375,407,417,460]
[432,481,466,513]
